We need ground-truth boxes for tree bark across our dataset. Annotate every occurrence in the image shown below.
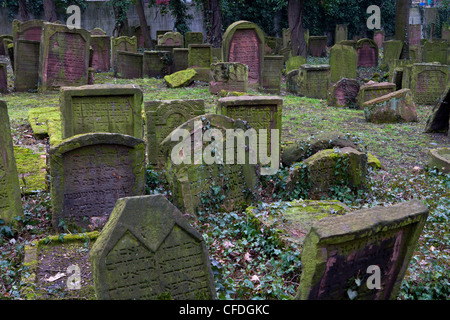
[395,0,410,59]
[43,0,57,22]
[288,0,307,57]
[136,0,154,49]
[204,0,223,48]
[18,0,29,21]
[112,3,130,37]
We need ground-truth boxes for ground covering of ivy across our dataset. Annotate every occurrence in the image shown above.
[0,59,449,300]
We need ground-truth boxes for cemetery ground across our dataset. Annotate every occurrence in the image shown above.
[0,63,449,300]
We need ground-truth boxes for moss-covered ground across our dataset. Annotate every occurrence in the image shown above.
[0,57,449,300]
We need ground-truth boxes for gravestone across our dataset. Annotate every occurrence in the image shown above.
[422,40,448,65]
[143,51,172,78]
[428,148,450,173]
[172,48,189,72]
[262,55,284,94]
[356,39,379,68]
[0,101,23,224]
[90,28,106,36]
[13,40,40,92]
[0,63,7,93]
[295,200,429,300]
[12,19,44,42]
[265,36,283,55]
[329,44,357,83]
[188,44,212,82]
[356,82,396,109]
[296,64,331,99]
[38,23,91,91]
[0,35,12,55]
[381,40,403,70]
[90,195,217,300]
[309,36,328,57]
[409,24,422,47]
[60,84,144,140]
[145,99,205,167]
[49,133,146,231]
[373,30,385,49]
[327,78,360,108]
[158,32,184,47]
[335,25,348,44]
[364,89,418,123]
[425,85,449,135]
[114,51,143,79]
[282,28,291,48]
[111,36,137,69]
[410,63,448,105]
[286,69,300,94]
[209,62,248,94]
[185,31,203,48]
[91,35,111,72]
[223,21,265,88]
[161,114,260,216]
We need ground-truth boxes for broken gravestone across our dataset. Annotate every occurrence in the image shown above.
[428,148,450,173]
[295,200,429,300]
[425,85,449,135]
[90,195,217,300]
[209,62,248,94]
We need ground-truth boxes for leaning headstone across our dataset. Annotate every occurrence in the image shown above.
[262,55,284,94]
[356,82,396,109]
[296,64,331,99]
[0,63,7,93]
[425,85,449,135]
[114,51,143,79]
[184,31,203,48]
[172,48,189,72]
[0,101,23,224]
[13,39,40,92]
[60,84,144,140]
[164,69,197,88]
[209,62,248,94]
[363,89,418,123]
[49,133,146,231]
[295,200,429,300]
[422,40,448,65]
[356,38,378,68]
[410,63,449,106]
[188,44,212,82]
[222,21,265,88]
[335,25,348,44]
[327,78,360,108]
[90,195,217,300]
[308,36,328,57]
[161,114,260,216]
[143,51,172,78]
[91,35,111,72]
[145,99,205,167]
[12,19,44,42]
[111,36,137,69]
[38,23,91,91]
[329,44,357,83]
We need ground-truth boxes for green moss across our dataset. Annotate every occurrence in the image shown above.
[28,107,60,138]
[286,55,306,73]
[368,152,382,169]
[14,146,47,193]
[164,68,197,88]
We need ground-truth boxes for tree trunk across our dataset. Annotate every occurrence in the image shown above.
[288,0,307,57]
[43,0,57,22]
[395,0,410,59]
[18,0,29,21]
[112,4,130,37]
[136,0,154,49]
[204,0,223,48]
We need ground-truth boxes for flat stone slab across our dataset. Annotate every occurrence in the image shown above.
[428,148,450,173]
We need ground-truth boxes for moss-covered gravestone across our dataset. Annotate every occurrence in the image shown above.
[13,39,40,92]
[0,101,23,224]
[296,64,331,99]
[110,36,137,70]
[381,40,403,70]
[356,38,378,68]
[145,99,205,167]
[410,63,448,106]
[114,51,143,79]
[38,23,91,92]
[158,32,184,47]
[161,114,260,216]
[90,195,217,300]
[422,40,448,65]
[329,44,357,83]
[91,35,111,72]
[143,51,172,78]
[209,62,248,94]
[12,19,44,41]
[295,200,429,300]
[164,69,197,88]
[188,44,212,82]
[172,48,189,73]
[286,69,300,94]
[49,133,146,231]
[356,82,396,109]
[60,84,143,140]
[223,21,265,89]
[262,55,284,94]
[364,89,418,123]
[335,24,348,44]
[184,31,203,48]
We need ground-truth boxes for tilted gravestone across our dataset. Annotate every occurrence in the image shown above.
[356,38,378,68]
[143,51,172,78]
[329,44,357,83]
[296,64,331,99]
[0,63,7,94]
[356,82,396,110]
[161,114,260,216]
[111,36,137,69]
[13,39,40,92]
[90,195,217,300]
[38,23,91,91]
[60,84,144,140]
[223,21,265,89]
[145,99,205,167]
[410,63,448,106]
[209,62,248,94]
[12,19,44,42]
[91,35,111,72]
[327,78,360,108]
[262,55,284,94]
[0,101,23,224]
[295,200,429,300]
[49,133,146,231]
[114,51,143,79]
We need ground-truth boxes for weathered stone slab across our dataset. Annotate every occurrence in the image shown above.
[295,200,429,300]
[38,23,91,91]
[309,36,327,57]
[422,40,448,65]
[223,21,265,88]
[145,99,205,167]
[91,35,111,72]
[164,69,197,88]
[356,82,396,109]
[173,48,189,72]
[286,69,300,94]
[381,40,403,70]
[262,55,284,94]
[410,63,448,105]
[0,63,7,93]
[356,38,378,68]
[327,78,360,108]
[12,19,44,42]
[60,84,143,140]
[90,28,106,36]
[184,31,203,48]
[335,25,348,44]
[0,35,12,55]
[13,39,40,92]
[114,51,143,79]
[329,44,357,83]
[143,50,172,78]
[188,44,212,82]
[209,62,248,94]
[364,89,418,123]
[265,36,283,55]
[296,64,331,99]
[285,55,306,73]
[158,32,183,47]
[0,101,23,224]
[111,36,137,68]
[409,24,422,47]
[429,148,450,173]
[90,195,217,300]
[49,133,146,231]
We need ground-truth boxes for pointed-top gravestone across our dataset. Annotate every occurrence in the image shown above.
[90,195,217,300]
